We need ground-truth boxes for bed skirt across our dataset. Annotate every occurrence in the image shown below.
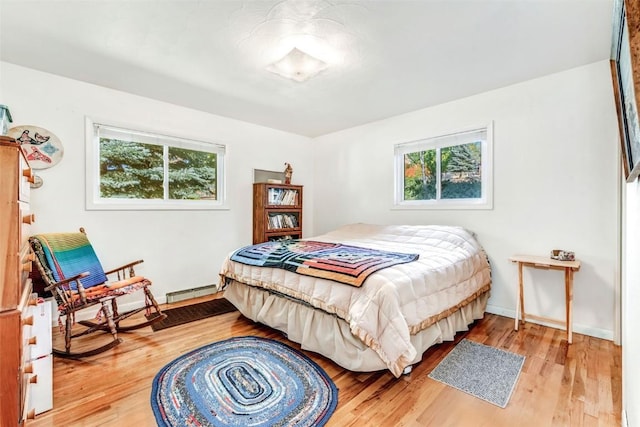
[224,279,490,375]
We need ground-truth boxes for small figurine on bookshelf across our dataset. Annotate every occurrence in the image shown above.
[284,162,293,184]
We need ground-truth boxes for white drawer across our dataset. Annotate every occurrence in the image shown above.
[21,299,36,367]
[28,300,52,360]
[27,355,53,415]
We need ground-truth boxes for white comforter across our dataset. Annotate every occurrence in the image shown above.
[219,223,491,377]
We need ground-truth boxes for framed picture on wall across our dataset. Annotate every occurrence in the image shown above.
[611,0,640,182]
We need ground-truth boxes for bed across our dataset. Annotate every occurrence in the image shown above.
[219,223,491,378]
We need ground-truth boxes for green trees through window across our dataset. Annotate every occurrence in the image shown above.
[87,120,225,210]
[395,125,491,209]
[167,147,217,200]
[100,140,218,200]
[100,140,163,199]
[403,150,437,200]
[403,142,481,200]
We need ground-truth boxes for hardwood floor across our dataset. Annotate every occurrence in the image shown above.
[29,295,621,427]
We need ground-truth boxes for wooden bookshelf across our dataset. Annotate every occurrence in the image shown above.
[253,183,303,244]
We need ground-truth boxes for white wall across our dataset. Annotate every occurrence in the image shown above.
[1,55,630,420]
[1,53,630,420]
[0,62,314,304]
[313,60,619,340]
[622,179,639,426]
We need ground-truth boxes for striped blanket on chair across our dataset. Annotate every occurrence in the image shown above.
[32,232,108,290]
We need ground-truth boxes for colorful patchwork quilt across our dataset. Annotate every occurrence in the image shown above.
[230,240,419,287]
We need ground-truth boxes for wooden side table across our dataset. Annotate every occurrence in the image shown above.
[509,255,581,344]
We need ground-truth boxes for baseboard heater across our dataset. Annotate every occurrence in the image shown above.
[166,285,218,303]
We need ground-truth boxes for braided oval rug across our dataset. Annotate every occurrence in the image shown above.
[151,336,338,427]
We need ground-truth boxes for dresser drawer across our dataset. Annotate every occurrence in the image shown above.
[21,244,35,285]
[18,291,37,425]
[19,154,32,203]
[22,298,53,418]
[28,299,52,360]
[21,361,37,423]
[27,354,53,416]
[20,201,34,247]
[21,292,37,366]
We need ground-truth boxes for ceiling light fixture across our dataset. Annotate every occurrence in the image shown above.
[266,46,328,82]
[231,1,366,83]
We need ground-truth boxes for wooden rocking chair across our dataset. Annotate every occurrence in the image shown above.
[29,228,166,358]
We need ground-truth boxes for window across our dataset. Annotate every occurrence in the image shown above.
[394,124,492,209]
[86,118,226,210]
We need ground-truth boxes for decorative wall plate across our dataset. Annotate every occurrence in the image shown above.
[7,125,64,169]
[30,175,43,189]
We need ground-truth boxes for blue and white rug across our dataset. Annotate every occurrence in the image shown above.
[428,339,525,408]
[151,336,338,426]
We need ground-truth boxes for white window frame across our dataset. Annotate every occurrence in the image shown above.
[393,123,493,210]
[85,117,227,210]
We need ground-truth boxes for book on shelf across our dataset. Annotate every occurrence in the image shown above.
[268,235,298,242]
[267,188,298,206]
[267,213,299,229]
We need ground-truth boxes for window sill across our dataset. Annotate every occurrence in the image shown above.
[85,200,230,211]
[391,201,493,210]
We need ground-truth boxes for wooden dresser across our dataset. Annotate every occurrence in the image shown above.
[0,136,38,426]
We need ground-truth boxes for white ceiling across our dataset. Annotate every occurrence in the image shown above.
[0,0,614,137]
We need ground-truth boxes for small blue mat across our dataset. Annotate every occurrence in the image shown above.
[428,339,525,408]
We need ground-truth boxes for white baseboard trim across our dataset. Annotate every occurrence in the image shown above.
[622,409,628,427]
[485,304,614,342]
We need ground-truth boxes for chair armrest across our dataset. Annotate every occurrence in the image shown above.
[45,271,92,305]
[104,259,144,279]
[44,271,90,292]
